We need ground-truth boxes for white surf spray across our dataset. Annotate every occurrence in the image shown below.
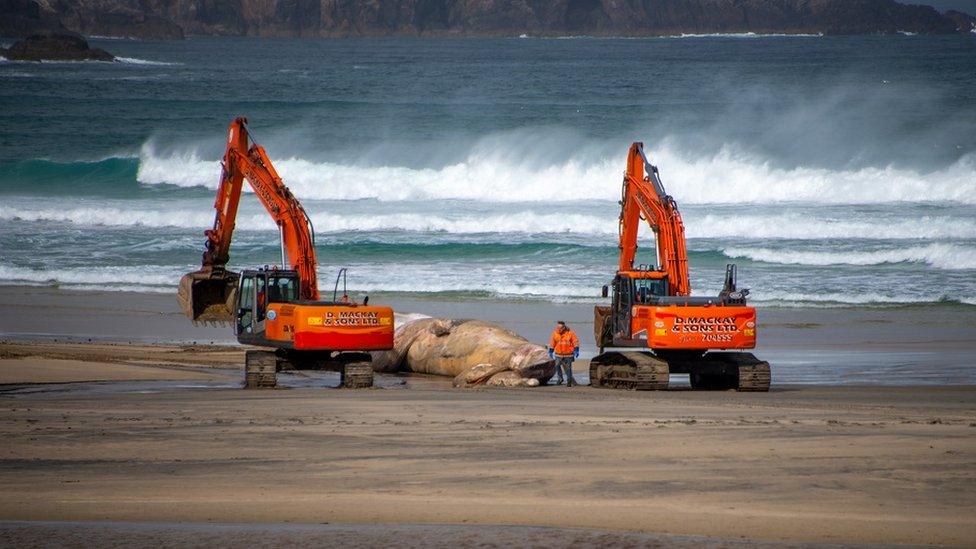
[722,243,976,271]
[135,141,976,205]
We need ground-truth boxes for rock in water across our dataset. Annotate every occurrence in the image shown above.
[1,33,114,62]
[945,11,976,34]
[373,317,555,386]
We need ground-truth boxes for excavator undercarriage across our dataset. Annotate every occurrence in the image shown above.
[589,351,771,392]
[244,350,375,389]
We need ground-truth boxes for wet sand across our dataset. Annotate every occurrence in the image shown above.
[2,285,975,385]
[1,286,976,546]
[0,521,921,548]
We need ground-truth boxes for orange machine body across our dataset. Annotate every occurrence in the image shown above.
[264,302,395,351]
[631,304,756,350]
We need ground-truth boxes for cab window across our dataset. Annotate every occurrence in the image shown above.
[633,278,667,303]
[238,276,254,334]
[256,275,267,322]
[267,275,299,303]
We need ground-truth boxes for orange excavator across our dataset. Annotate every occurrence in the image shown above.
[178,117,394,388]
[591,142,770,391]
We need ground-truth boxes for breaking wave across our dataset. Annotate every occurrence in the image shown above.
[3,263,974,307]
[0,205,613,235]
[723,244,976,270]
[7,144,976,208]
[134,142,976,205]
[672,32,823,38]
[6,204,976,242]
[315,212,609,235]
[0,157,152,197]
[689,214,976,240]
[115,57,179,66]
[0,205,214,228]
[745,290,976,307]
[0,265,181,292]
[537,32,823,39]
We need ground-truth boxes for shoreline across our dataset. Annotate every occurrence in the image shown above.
[2,284,974,385]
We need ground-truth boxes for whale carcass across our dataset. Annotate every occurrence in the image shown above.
[371,318,555,387]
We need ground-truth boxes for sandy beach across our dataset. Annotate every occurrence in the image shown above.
[1,286,975,546]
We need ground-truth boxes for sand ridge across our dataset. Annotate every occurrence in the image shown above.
[0,341,245,384]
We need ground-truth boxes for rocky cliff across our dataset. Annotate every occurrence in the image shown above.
[2,0,974,39]
[1,0,183,39]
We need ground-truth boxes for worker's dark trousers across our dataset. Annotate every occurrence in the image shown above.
[555,356,575,385]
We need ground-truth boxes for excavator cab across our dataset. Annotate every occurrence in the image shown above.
[236,269,300,341]
[607,271,670,341]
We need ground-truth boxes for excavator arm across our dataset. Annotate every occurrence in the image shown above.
[617,142,690,296]
[178,117,319,322]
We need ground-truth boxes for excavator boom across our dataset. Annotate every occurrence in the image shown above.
[178,117,320,322]
[618,142,690,296]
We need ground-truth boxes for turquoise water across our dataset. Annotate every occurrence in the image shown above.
[1,35,975,305]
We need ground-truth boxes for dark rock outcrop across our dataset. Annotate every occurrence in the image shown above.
[2,0,974,39]
[1,32,115,61]
[945,9,976,33]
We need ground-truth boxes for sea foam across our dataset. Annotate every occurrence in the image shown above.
[0,205,613,236]
[722,243,976,271]
[689,214,976,240]
[0,265,181,289]
[115,57,179,66]
[135,142,976,205]
[6,204,976,242]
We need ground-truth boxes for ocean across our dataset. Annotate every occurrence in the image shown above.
[1,35,975,307]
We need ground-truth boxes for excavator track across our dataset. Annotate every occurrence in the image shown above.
[341,362,374,389]
[244,350,278,389]
[685,352,771,392]
[590,352,669,391]
[715,352,771,392]
[737,362,771,391]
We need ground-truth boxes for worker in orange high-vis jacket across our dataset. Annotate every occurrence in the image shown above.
[548,320,580,387]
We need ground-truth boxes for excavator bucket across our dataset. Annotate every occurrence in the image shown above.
[177,270,240,323]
